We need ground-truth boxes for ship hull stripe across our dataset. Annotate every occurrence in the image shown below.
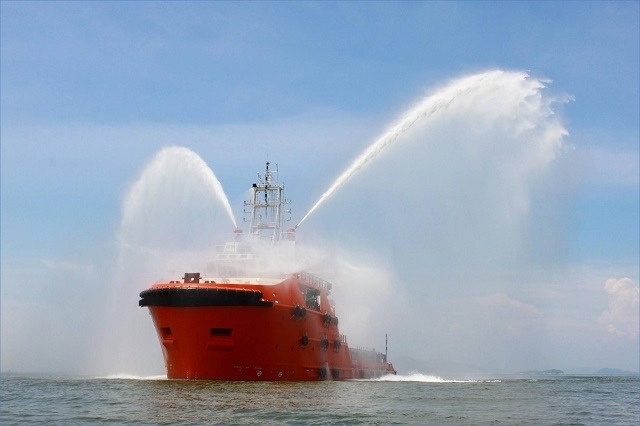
[139,287,274,307]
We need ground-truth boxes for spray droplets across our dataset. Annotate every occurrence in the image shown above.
[107,69,571,375]
[297,70,568,227]
[120,146,237,250]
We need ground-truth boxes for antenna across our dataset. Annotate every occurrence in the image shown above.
[385,333,388,361]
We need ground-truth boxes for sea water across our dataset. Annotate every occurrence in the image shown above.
[1,374,638,425]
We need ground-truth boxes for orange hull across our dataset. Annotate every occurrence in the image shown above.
[140,274,396,381]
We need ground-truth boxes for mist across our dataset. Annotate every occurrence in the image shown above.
[96,70,635,376]
[88,147,240,375]
[2,70,637,377]
[297,70,580,374]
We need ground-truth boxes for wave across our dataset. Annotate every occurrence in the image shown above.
[97,373,167,380]
[370,373,501,383]
[95,373,501,383]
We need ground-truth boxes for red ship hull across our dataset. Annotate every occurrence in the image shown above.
[140,274,396,381]
[139,161,396,381]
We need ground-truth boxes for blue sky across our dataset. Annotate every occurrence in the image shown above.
[1,2,638,375]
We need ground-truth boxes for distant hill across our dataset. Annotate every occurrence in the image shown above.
[595,368,639,376]
[391,356,640,378]
[519,369,564,376]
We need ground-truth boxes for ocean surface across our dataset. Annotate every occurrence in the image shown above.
[1,373,638,425]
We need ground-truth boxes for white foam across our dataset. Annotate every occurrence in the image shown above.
[98,373,167,380]
[370,373,500,383]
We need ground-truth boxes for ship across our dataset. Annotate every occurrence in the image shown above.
[139,162,396,380]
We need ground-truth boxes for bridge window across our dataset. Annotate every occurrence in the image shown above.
[301,287,320,311]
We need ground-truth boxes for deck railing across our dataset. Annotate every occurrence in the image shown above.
[294,271,333,291]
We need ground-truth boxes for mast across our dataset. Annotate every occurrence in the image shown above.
[385,333,388,362]
[244,162,291,243]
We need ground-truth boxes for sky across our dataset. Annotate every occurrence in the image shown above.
[1,1,638,376]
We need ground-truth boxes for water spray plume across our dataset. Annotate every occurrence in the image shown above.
[298,70,525,227]
[96,146,237,375]
[96,70,570,376]
[121,146,237,234]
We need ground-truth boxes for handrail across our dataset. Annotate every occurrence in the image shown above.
[294,271,333,291]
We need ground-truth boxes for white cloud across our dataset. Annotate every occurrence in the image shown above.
[598,277,639,339]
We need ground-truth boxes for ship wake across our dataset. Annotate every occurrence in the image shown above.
[366,373,500,383]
